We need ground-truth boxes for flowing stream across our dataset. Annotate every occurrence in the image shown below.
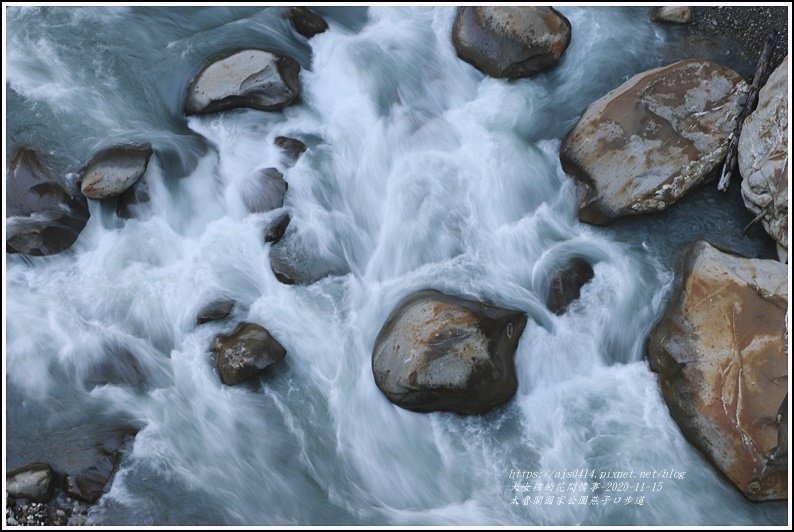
[5,6,784,525]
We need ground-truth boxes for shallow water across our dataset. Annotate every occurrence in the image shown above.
[5,6,784,525]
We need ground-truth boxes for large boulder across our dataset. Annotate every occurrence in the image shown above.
[739,56,788,261]
[372,290,527,414]
[561,60,747,224]
[647,240,787,501]
[241,167,287,214]
[185,49,300,115]
[452,7,571,79]
[545,258,595,315]
[651,6,692,24]
[212,323,287,385]
[80,145,152,200]
[287,7,328,38]
[6,463,54,502]
[6,149,90,256]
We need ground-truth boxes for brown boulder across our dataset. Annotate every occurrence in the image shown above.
[452,7,571,79]
[287,7,328,38]
[213,323,287,385]
[372,290,527,414]
[561,60,747,224]
[647,240,787,501]
[80,145,152,200]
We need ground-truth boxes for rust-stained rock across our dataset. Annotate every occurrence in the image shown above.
[452,7,571,79]
[372,290,527,414]
[185,49,300,115]
[561,60,747,224]
[739,56,788,261]
[647,240,788,501]
[6,148,90,256]
[651,6,692,24]
[212,322,286,385]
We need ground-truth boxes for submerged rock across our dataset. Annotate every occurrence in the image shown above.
[739,56,788,261]
[242,167,287,214]
[212,323,287,385]
[452,7,571,79]
[264,212,291,244]
[6,463,54,502]
[546,258,595,315]
[116,175,151,219]
[647,240,787,501]
[561,59,747,224]
[63,429,136,504]
[80,145,153,200]
[6,148,89,256]
[287,7,328,38]
[196,299,235,325]
[372,290,527,414]
[185,49,301,115]
[651,6,692,24]
[84,346,145,389]
[269,230,349,285]
[274,136,307,167]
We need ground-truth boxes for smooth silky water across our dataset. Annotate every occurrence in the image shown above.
[5,6,784,525]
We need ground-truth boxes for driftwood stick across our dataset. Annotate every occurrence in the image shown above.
[743,203,770,234]
[717,37,774,192]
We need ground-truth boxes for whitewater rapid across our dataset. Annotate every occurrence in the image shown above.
[5,6,784,525]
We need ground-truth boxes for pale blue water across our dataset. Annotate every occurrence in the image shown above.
[5,6,783,525]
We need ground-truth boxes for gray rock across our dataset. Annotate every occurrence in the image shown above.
[116,175,151,219]
[269,229,349,285]
[452,7,571,79]
[546,258,594,315]
[274,136,307,167]
[372,290,527,414]
[287,7,328,38]
[647,241,787,501]
[213,322,287,385]
[242,167,287,214]
[6,149,89,256]
[84,345,145,388]
[185,49,301,115]
[264,212,290,244]
[80,145,153,200]
[561,59,747,224]
[6,463,53,502]
[651,6,692,24]
[196,299,235,325]
[739,56,788,261]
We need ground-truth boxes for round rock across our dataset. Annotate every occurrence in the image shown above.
[213,322,287,385]
[452,6,571,79]
[372,290,527,414]
[80,145,152,200]
[185,49,301,115]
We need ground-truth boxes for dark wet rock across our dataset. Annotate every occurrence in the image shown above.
[287,7,328,38]
[452,6,571,79]
[6,149,89,256]
[196,299,235,325]
[372,290,527,414]
[651,6,692,24]
[739,56,788,261]
[561,59,747,224]
[268,229,349,285]
[80,145,152,200]
[274,136,307,167]
[546,258,595,315]
[6,463,54,503]
[647,240,787,501]
[264,212,291,244]
[242,167,287,214]
[185,49,301,115]
[212,322,287,385]
[63,429,136,504]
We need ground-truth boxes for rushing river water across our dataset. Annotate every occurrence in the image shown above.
[5,6,785,525]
